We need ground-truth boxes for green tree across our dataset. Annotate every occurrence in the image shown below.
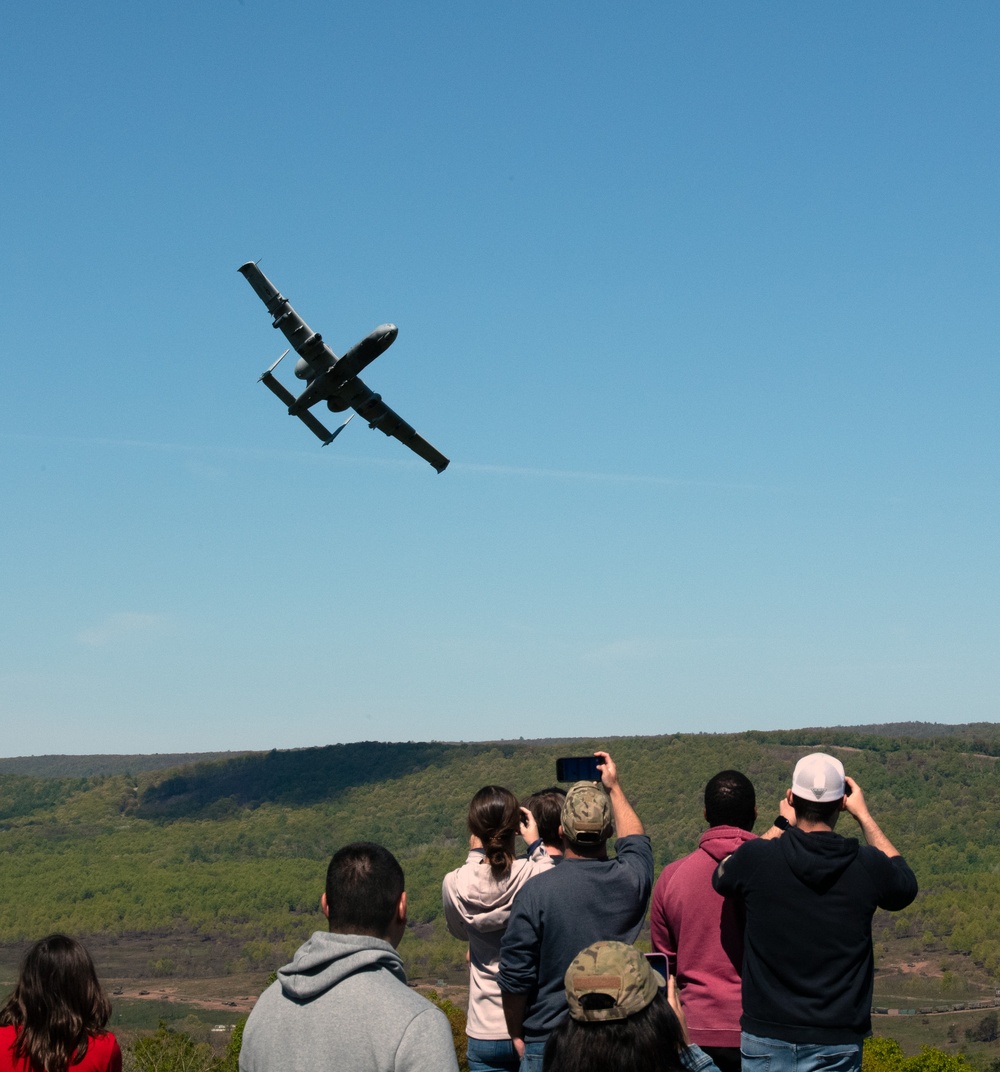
[965,1010,998,1043]
[864,1036,906,1072]
[904,1047,975,1072]
[127,1023,218,1072]
[864,1038,975,1072]
[216,1017,245,1072]
[423,990,468,1072]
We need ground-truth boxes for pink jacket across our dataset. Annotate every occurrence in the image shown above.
[650,826,756,1048]
[442,846,552,1039]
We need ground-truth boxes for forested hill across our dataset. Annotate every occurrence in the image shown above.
[1,724,1000,983]
[0,751,250,778]
[136,741,494,816]
[135,720,1000,822]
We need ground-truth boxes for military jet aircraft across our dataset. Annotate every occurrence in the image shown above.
[238,262,449,473]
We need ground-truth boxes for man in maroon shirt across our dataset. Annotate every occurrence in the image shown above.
[651,771,789,1072]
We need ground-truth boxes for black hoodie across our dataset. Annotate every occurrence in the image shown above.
[713,827,917,1043]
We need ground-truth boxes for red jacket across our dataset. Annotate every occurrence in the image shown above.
[650,826,755,1048]
[0,1026,121,1072]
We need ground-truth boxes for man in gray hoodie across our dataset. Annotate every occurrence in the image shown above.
[240,842,459,1072]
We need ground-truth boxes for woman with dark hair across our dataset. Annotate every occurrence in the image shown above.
[542,941,721,1072]
[0,934,121,1072]
[443,785,553,1072]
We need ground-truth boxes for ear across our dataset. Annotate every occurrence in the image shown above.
[785,789,795,807]
[397,890,407,925]
[321,892,330,919]
[558,824,564,839]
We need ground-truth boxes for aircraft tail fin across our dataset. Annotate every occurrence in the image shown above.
[321,413,355,446]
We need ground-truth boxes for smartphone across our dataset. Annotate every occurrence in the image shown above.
[556,756,602,783]
[645,952,669,993]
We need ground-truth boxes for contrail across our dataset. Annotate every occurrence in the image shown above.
[1,430,775,491]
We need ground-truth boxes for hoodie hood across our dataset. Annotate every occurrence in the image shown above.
[445,851,533,933]
[780,828,859,891]
[698,825,757,863]
[277,931,405,1002]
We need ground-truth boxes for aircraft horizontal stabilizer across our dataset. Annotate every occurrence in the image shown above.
[296,410,341,446]
[260,369,339,445]
[259,369,296,409]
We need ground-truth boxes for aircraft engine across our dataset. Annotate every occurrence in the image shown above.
[294,356,320,380]
[327,398,351,412]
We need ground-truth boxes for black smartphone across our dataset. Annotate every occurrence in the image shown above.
[645,952,669,993]
[555,756,602,783]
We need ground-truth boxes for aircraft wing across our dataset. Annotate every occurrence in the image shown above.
[340,378,450,473]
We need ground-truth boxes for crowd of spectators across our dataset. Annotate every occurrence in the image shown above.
[0,751,917,1072]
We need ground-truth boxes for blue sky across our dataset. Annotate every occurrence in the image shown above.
[2,3,997,756]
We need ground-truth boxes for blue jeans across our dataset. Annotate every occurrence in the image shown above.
[741,1032,863,1072]
[518,1039,547,1072]
[467,1037,519,1072]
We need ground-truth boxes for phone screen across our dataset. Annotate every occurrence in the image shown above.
[644,952,669,993]
[555,756,602,782]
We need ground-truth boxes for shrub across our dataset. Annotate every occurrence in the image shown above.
[423,989,468,1072]
[126,1022,218,1072]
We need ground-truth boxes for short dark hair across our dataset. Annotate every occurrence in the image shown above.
[524,787,566,848]
[790,794,842,825]
[325,843,404,937]
[704,770,756,830]
[542,992,687,1072]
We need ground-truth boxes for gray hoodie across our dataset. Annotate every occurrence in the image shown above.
[239,931,459,1072]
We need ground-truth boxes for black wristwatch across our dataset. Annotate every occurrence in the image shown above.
[773,815,791,831]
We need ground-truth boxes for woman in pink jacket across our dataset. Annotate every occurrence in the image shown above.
[443,785,553,1072]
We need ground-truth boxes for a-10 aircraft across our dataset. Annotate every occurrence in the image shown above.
[238,262,449,473]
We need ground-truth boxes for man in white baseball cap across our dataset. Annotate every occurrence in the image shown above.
[712,753,917,1072]
[791,752,847,802]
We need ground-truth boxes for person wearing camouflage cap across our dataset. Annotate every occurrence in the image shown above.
[563,940,663,1022]
[543,941,722,1072]
[498,752,653,1072]
[712,753,918,1072]
[559,780,615,846]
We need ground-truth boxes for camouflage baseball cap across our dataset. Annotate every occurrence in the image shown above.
[560,781,614,845]
[564,941,663,1022]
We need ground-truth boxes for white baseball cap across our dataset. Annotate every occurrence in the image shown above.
[791,753,846,802]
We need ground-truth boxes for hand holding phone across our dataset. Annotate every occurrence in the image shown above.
[519,806,539,843]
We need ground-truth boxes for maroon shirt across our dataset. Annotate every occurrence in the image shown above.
[650,825,756,1048]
